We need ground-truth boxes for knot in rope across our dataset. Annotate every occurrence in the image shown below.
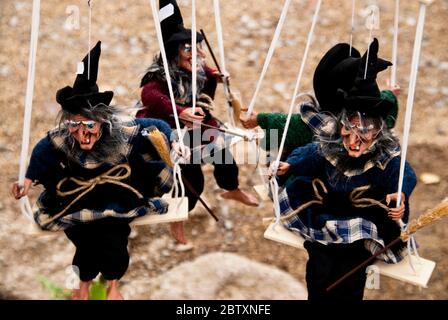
[41,164,143,226]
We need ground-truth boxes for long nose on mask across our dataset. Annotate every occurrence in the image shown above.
[348,132,360,145]
[77,127,91,144]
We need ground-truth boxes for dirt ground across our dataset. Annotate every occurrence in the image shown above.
[0,0,447,299]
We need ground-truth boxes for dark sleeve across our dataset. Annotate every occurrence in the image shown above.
[381,90,399,129]
[286,143,324,177]
[383,157,417,223]
[139,82,185,122]
[25,136,62,184]
[203,66,218,99]
[136,118,173,143]
[256,113,313,151]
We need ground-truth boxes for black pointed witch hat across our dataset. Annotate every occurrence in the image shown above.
[56,41,113,114]
[338,38,394,118]
[159,0,204,60]
[313,43,362,113]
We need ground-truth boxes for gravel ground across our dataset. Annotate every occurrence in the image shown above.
[0,0,447,299]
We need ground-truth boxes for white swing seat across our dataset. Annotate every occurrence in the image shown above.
[132,195,189,226]
[21,198,60,237]
[373,254,436,288]
[253,184,271,202]
[263,221,305,250]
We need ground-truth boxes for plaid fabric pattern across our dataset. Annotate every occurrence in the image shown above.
[34,119,174,231]
[300,103,338,137]
[299,104,401,177]
[278,187,406,263]
[34,197,169,231]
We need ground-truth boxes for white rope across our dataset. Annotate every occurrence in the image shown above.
[245,0,291,115]
[149,0,186,150]
[213,0,226,76]
[364,8,375,79]
[395,2,428,271]
[172,159,186,210]
[396,2,427,219]
[349,0,356,56]
[191,0,197,115]
[18,0,41,222]
[270,176,282,225]
[390,0,400,87]
[87,0,92,80]
[270,0,322,224]
[150,0,187,205]
[213,0,234,126]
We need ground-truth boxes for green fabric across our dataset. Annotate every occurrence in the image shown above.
[381,90,399,129]
[257,112,313,152]
[256,90,398,152]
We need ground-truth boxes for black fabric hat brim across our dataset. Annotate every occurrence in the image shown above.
[313,43,361,112]
[165,28,204,59]
[56,86,113,114]
[336,89,394,119]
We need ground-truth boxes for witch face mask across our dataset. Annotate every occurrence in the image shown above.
[341,116,379,158]
[67,115,102,150]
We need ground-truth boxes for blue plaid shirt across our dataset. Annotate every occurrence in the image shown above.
[276,104,417,263]
[27,118,174,231]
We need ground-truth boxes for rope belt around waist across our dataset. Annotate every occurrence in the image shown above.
[280,178,389,222]
[40,164,144,226]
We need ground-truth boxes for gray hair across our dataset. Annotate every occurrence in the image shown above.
[56,103,128,165]
[316,109,400,180]
[140,49,207,104]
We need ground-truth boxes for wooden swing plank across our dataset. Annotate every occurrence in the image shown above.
[419,0,435,6]
[373,254,436,287]
[132,196,189,226]
[253,184,271,201]
[264,221,305,250]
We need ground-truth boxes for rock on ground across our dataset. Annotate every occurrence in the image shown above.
[123,252,307,300]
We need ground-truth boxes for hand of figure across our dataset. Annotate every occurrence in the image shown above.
[386,79,401,95]
[212,69,230,84]
[276,161,291,176]
[11,178,32,200]
[239,110,258,129]
[172,141,191,162]
[197,93,215,111]
[179,107,205,128]
[386,192,405,221]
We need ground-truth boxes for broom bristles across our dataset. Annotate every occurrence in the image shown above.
[401,199,448,241]
[147,129,173,168]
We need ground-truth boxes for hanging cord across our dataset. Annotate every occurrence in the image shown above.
[87,0,92,80]
[149,0,186,150]
[270,0,322,225]
[245,0,291,116]
[349,0,356,56]
[213,0,234,126]
[191,0,197,115]
[150,0,189,205]
[327,200,448,292]
[18,0,41,222]
[395,1,430,272]
[390,0,400,87]
[363,7,375,79]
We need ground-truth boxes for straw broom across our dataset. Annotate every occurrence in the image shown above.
[146,127,174,168]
